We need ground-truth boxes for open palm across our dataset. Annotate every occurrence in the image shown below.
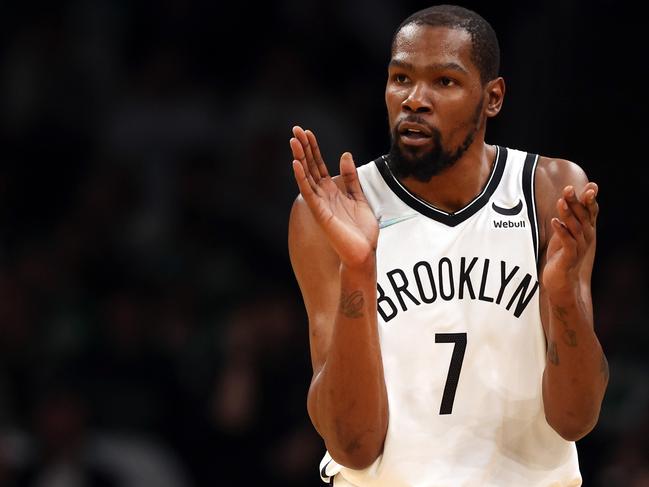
[290,126,378,268]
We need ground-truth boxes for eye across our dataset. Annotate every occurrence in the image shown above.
[439,77,455,87]
[393,73,409,84]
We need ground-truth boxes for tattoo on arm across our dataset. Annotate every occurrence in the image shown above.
[547,341,559,365]
[552,305,578,347]
[340,290,364,319]
[552,305,569,326]
[600,353,609,382]
[562,329,578,347]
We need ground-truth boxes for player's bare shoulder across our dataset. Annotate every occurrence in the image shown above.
[288,174,349,245]
[287,175,349,310]
[534,156,590,248]
[288,193,339,277]
[288,175,348,246]
[536,157,588,189]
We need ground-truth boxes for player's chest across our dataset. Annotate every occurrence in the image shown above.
[375,212,539,327]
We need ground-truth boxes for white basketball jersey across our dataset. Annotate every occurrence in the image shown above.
[319,146,582,487]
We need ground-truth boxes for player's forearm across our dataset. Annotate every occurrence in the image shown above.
[308,261,388,469]
[542,291,608,441]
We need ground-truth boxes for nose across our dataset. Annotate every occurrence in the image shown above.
[402,82,432,113]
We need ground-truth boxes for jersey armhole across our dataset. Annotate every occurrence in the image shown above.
[522,153,540,263]
[321,458,334,485]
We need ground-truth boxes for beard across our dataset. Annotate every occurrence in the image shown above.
[387,100,484,183]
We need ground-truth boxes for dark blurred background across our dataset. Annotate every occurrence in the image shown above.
[0,0,647,486]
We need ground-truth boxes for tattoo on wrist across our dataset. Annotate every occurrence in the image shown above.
[340,290,364,318]
[600,354,609,382]
[547,341,559,365]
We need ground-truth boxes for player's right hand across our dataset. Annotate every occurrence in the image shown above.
[290,126,378,270]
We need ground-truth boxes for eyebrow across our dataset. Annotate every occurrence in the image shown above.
[388,59,468,75]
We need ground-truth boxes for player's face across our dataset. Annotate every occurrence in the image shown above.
[385,24,487,181]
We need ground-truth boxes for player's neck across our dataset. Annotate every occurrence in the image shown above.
[400,142,496,214]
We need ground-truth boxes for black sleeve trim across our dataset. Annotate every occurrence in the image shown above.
[320,459,333,484]
[522,152,540,262]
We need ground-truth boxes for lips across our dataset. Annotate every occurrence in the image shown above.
[398,121,433,146]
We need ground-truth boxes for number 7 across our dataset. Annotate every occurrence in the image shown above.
[435,333,467,415]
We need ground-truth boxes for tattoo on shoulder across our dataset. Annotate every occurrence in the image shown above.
[547,341,559,365]
[340,290,364,319]
[600,353,610,382]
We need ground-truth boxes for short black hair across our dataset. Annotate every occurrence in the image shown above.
[392,5,500,84]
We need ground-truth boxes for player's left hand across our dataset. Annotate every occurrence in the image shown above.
[542,182,598,304]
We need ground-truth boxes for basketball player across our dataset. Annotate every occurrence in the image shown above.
[288,5,608,486]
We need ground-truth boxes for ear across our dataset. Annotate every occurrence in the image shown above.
[484,77,505,118]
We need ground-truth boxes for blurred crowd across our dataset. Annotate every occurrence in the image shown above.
[0,1,647,486]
